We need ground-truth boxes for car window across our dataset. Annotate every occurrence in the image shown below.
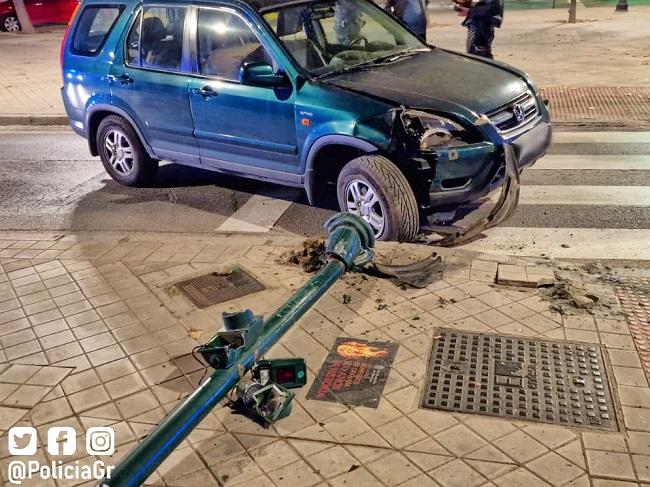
[72,5,122,55]
[263,0,425,76]
[127,6,186,71]
[197,8,274,81]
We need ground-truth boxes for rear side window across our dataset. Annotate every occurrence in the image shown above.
[72,6,122,55]
[125,6,186,71]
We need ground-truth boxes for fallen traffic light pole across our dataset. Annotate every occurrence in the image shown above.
[100,213,375,487]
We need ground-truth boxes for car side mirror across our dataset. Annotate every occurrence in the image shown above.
[240,62,288,87]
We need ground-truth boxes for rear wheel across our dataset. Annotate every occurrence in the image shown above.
[1,14,21,32]
[337,155,419,242]
[97,115,158,186]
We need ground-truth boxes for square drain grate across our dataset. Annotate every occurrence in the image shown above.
[176,269,265,308]
[421,329,618,431]
[615,277,650,381]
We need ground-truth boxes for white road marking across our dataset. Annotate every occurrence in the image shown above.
[215,188,300,233]
[531,155,650,171]
[463,227,650,260]
[552,132,650,144]
[519,186,650,206]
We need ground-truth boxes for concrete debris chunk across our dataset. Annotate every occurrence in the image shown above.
[496,263,556,288]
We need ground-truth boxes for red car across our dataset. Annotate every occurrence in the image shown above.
[0,0,78,31]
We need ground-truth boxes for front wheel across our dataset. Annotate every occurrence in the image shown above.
[337,155,420,242]
[1,14,21,32]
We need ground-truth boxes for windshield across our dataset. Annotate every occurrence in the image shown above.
[263,0,427,77]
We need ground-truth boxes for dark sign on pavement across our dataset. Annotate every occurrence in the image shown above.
[307,337,398,408]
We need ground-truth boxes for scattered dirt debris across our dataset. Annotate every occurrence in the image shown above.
[280,238,327,272]
[283,239,444,289]
[539,279,610,315]
[188,328,205,340]
[342,294,352,305]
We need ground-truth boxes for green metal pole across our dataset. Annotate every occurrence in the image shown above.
[101,214,374,487]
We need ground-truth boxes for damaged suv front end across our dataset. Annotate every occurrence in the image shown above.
[269,0,552,241]
[393,92,551,216]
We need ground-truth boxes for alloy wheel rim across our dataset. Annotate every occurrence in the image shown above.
[104,129,135,176]
[5,16,20,31]
[345,179,385,238]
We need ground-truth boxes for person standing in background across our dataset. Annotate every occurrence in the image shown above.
[385,0,428,41]
[454,0,503,58]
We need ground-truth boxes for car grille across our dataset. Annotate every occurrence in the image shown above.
[485,92,538,134]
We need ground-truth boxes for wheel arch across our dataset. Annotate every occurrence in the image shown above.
[303,135,379,205]
[86,105,154,158]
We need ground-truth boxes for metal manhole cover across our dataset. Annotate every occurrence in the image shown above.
[175,269,265,308]
[542,87,650,124]
[421,329,618,431]
[615,277,650,380]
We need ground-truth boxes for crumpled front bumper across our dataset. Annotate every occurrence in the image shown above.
[425,120,552,209]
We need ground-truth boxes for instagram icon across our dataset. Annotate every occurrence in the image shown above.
[86,428,115,456]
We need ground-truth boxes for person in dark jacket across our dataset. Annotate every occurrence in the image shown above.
[455,0,503,58]
[385,0,428,40]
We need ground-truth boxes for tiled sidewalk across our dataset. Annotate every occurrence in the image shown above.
[0,232,649,486]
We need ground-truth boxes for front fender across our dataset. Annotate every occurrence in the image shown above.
[303,134,380,204]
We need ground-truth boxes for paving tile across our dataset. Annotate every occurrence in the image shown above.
[307,445,359,478]
[116,390,160,419]
[68,384,111,414]
[623,406,650,431]
[0,406,28,429]
[613,366,649,387]
[634,454,650,482]
[2,384,50,407]
[434,424,487,456]
[105,373,147,400]
[429,458,485,487]
[367,452,421,486]
[267,459,322,487]
[586,450,636,480]
[464,460,515,481]
[323,411,371,442]
[45,341,83,363]
[376,416,427,449]
[492,430,548,464]
[493,468,550,487]
[527,451,585,486]
[404,451,451,472]
[617,385,650,408]
[582,432,628,452]
[40,329,76,349]
[628,432,650,455]
[592,480,639,487]
[522,424,576,449]
[87,344,125,366]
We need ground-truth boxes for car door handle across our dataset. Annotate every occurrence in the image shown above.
[117,74,134,85]
[106,74,134,85]
[192,86,218,99]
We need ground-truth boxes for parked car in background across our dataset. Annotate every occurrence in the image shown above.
[0,0,79,31]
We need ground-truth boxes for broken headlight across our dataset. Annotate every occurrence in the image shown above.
[400,110,467,151]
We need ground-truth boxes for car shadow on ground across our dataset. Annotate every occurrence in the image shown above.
[67,161,337,233]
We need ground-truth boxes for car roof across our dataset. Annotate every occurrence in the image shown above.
[80,0,322,13]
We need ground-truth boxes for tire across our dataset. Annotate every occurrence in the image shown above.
[337,155,419,242]
[1,14,21,32]
[96,115,158,187]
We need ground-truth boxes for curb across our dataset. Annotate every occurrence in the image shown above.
[0,115,69,126]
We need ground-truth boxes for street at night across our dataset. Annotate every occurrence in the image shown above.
[1,2,649,486]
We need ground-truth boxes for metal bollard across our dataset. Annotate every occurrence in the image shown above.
[100,213,374,487]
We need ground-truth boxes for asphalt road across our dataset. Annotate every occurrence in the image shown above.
[0,127,649,259]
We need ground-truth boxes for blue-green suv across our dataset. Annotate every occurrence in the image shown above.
[61,0,551,241]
